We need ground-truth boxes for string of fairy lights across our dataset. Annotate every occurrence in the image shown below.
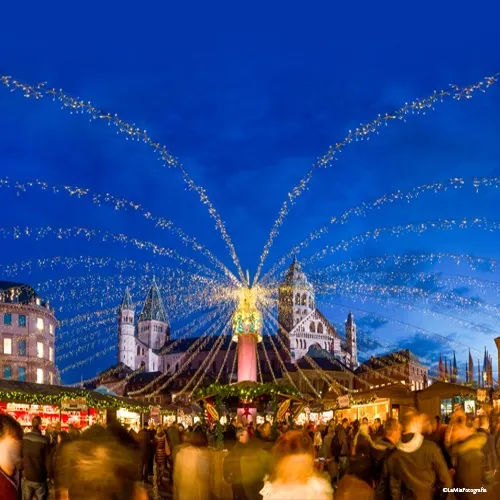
[259,176,500,285]
[0,67,499,399]
[253,73,499,284]
[0,177,238,285]
[0,75,246,284]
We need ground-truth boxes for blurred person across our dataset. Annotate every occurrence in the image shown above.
[332,418,350,483]
[336,474,374,500]
[55,428,147,500]
[322,425,337,487]
[173,429,210,500]
[476,415,497,486]
[387,409,451,500]
[154,425,170,485]
[362,417,369,425]
[260,430,332,500]
[22,415,50,500]
[224,427,249,500]
[137,425,153,484]
[0,414,23,500]
[257,422,274,451]
[349,423,386,487]
[370,418,401,500]
[313,430,323,456]
[449,412,494,499]
[371,418,384,439]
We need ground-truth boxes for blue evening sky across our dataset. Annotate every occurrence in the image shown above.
[1,1,499,383]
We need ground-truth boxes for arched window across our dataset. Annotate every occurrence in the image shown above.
[137,346,140,356]
[309,296,314,308]
[317,323,323,334]
[295,293,300,305]
[301,294,307,306]
[309,322,316,333]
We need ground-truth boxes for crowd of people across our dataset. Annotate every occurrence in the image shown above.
[0,407,499,499]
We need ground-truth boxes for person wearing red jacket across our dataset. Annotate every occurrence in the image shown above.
[0,414,23,500]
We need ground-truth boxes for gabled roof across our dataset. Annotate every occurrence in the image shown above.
[354,349,421,374]
[120,287,134,310]
[138,278,168,323]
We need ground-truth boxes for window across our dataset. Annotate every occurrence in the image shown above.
[3,313,12,325]
[317,323,323,334]
[3,338,12,355]
[137,346,140,356]
[37,318,44,330]
[49,346,54,362]
[309,322,316,333]
[49,324,54,335]
[18,340,26,356]
[295,294,300,305]
[3,366,12,379]
[18,315,26,327]
[36,368,44,384]
[37,342,44,359]
[301,294,307,306]
[18,366,26,382]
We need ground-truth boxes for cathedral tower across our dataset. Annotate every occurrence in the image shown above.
[345,312,358,369]
[277,257,315,354]
[118,287,135,369]
[137,277,170,351]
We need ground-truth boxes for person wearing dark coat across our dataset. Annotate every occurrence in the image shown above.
[223,428,249,500]
[449,416,495,500]
[370,418,401,500]
[332,418,351,482]
[387,410,452,500]
[22,416,51,500]
[137,426,153,483]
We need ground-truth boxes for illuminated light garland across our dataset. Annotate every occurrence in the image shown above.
[187,321,232,398]
[264,308,359,394]
[256,341,264,384]
[148,314,232,398]
[260,176,500,285]
[229,339,239,382]
[129,307,232,396]
[193,382,302,401]
[0,225,221,280]
[303,217,500,267]
[0,178,237,285]
[254,73,499,284]
[56,327,116,361]
[59,344,117,375]
[309,252,500,277]
[0,389,148,413]
[315,280,500,319]
[326,301,488,356]
[0,75,245,283]
[335,287,498,336]
[259,329,277,383]
[260,302,352,394]
[215,334,234,384]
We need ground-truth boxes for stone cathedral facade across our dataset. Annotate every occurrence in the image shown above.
[117,259,358,375]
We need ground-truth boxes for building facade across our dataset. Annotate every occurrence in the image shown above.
[118,259,358,377]
[354,349,428,391]
[0,281,58,385]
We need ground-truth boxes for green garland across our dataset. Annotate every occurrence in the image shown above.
[194,382,301,401]
[0,390,148,413]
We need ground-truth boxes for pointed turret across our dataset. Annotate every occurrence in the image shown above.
[478,359,481,388]
[452,351,457,383]
[465,361,469,383]
[138,277,168,324]
[120,287,133,310]
[468,349,474,384]
[439,355,444,381]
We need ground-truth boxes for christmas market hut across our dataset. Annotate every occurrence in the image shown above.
[324,382,415,423]
[0,379,149,431]
[416,381,480,419]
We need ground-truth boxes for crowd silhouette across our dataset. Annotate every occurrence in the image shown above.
[0,406,499,499]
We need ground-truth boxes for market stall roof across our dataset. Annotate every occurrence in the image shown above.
[0,379,149,412]
[416,381,477,399]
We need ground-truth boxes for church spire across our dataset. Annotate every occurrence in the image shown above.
[452,351,457,383]
[120,287,133,310]
[138,278,168,323]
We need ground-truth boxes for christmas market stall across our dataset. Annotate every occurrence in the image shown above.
[416,381,480,419]
[324,383,415,423]
[0,379,149,431]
